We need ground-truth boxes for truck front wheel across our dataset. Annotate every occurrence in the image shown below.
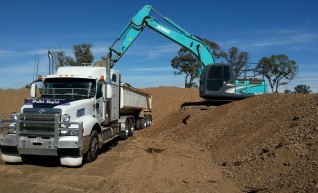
[86,130,99,163]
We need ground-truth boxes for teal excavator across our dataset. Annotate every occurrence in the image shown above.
[107,5,267,101]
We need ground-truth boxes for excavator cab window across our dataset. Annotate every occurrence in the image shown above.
[206,65,230,92]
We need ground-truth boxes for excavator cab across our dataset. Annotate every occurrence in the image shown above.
[200,63,268,100]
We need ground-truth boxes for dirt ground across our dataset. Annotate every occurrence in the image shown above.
[0,87,318,193]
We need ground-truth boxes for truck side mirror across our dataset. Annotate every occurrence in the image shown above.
[106,84,112,99]
[30,83,37,98]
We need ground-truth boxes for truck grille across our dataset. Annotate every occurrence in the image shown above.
[20,108,61,135]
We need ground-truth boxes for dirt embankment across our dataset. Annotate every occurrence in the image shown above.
[0,87,317,193]
[142,89,318,192]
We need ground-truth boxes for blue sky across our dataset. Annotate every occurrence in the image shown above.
[1,0,317,92]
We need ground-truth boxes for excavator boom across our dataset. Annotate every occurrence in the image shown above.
[108,5,214,74]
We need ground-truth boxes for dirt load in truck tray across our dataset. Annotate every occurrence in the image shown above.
[0,87,318,193]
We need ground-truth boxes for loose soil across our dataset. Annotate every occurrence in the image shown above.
[0,87,317,193]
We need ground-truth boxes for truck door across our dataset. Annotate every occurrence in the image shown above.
[95,83,104,122]
[111,72,119,121]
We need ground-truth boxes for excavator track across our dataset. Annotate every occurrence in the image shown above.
[181,100,233,111]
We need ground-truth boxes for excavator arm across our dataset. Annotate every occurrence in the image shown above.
[108,5,214,74]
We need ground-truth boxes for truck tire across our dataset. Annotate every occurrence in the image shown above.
[86,130,99,163]
[148,115,152,126]
[135,119,141,130]
[128,118,135,136]
[140,118,146,129]
[145,115,151,127]
[120,121,129,140]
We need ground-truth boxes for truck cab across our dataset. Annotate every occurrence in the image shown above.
[0,66,152,166]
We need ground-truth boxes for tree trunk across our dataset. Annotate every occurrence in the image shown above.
[275,84,279,93]
[189,76,194,85]
[184,74,189,88]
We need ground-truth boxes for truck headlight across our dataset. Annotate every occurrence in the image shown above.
[60,130,79,136]
[62,114,71,122]
[11,112,18,120]
[8,123,17,134]
[67,130,79,136]
[8,128,17,134]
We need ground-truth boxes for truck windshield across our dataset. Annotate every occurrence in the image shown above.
[41,78,96,100]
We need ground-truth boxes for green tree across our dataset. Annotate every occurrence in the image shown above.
[171,47,199,88]
[65,44,94,66]
[171,39,221,88]
[294,84,311,94]
[219,47,249,76]
[201,38,223,59]
[65,56,77,66]
[25,84,31,89]
[284,89,293,94]
[256,54,298,93]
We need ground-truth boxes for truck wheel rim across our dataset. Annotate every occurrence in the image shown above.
[91,137,98,156]
[131,125,134,133]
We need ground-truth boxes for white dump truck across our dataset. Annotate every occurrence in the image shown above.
[0,66,152,166]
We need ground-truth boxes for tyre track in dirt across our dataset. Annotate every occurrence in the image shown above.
[103,136,241,193]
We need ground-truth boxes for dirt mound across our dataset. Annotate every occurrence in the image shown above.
[0,89,29,119]
[142,86,201,123]
[141,88,318,193]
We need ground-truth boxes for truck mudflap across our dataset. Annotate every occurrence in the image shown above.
[0,113,87,165]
